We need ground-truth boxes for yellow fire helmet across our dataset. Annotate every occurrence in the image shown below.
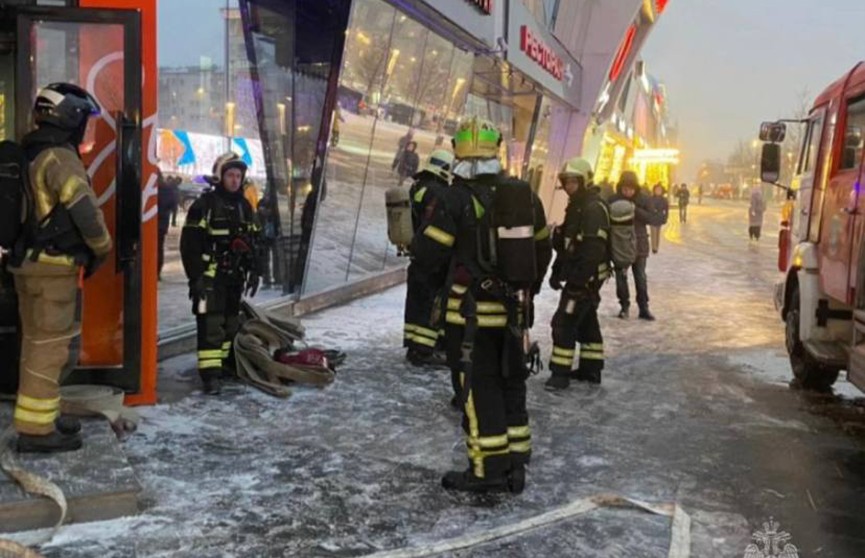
[419,148,455,182]
[558,157,593,182]
[452,116,502,159]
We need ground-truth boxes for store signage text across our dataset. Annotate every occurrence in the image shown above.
[465,0,492,15]
[519,25,564,82]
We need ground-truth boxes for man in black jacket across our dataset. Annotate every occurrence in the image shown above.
[610,171,656,321]
[546,158,611,390]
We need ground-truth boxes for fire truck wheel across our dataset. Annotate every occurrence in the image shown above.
[786,287,840,392]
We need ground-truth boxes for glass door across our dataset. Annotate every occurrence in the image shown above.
[16,7,143,391]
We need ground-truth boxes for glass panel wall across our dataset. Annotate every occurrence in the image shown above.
[306,0,396,293]
[305,0,475,294]
[156,0,349,331]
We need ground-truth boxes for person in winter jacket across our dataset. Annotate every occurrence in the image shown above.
[609,172,656,321]
[677,183,690,223]
[396,141,420,187]
[749,185,766,241]
[648,183,669,254]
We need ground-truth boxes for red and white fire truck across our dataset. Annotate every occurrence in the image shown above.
[760,62,865,392]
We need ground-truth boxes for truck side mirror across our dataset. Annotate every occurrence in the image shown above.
[761,143,781,183]
[760,121,787,143]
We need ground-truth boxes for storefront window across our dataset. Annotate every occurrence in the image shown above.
[306,0,475,293]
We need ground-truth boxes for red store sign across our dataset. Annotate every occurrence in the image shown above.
[519,25,563,81]
[466,0,492,15]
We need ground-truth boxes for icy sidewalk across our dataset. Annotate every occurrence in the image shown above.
[14,201,865,557]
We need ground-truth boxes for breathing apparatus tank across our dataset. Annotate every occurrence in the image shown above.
[385,186,413,255]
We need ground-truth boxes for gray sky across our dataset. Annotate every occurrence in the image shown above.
[641,0,865,181]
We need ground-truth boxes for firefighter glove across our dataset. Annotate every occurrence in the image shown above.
[84,252,107,279]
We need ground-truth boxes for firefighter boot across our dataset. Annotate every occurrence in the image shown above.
[508,464,526,494]
[56,415,82,435]
[201,370,222,396]
[406,348,448,368]
[17,431,83,454]
[442,468,509,493]
[544,374,570,391]
[572,369,602,384]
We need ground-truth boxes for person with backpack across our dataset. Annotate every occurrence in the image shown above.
[610,171,656,321]
[411,117,551,494]
[545,158,611,390]
[5,83,112,453]
[403,148,454,367]
[181,152,264,395]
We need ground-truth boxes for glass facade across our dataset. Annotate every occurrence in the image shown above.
[305,0,474,293]
[154,0,579,331]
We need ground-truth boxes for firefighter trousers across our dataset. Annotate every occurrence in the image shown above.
[195,281,243,379]
[13,272,80,436]
[403,261,445,354]
[549,288,604,378]
[445,323,531,480]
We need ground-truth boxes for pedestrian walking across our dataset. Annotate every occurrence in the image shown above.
[157,170,179,280]
[749,185,766,241]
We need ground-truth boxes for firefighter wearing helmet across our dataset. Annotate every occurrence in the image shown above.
[545,157,611,391]
[181,152,263,395]
[403,148,454,366]
[411,117,551,493]
[8,83,112,453]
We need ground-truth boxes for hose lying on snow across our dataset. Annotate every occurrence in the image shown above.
[234,301,336,397]
[362,493,691,558]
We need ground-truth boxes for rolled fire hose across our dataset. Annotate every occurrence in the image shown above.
[362,493,690,558]
[0,386,139,555]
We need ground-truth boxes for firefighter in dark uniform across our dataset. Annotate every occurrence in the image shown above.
[546,158,611,391]
[413,117,551,493]
[10,83,112,453]
[181,152,263,395]
[404,148,454,366]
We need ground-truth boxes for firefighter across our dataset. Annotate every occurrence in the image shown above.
[412,117,551,493]
[546,158,611,391]
[181,152,263,395]
[404,148,454,366]
[11,83,112,453]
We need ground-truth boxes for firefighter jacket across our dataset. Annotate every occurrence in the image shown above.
[412,173,552,301]
[16,127,112,273]
[408,171,448,233]
[180,186,263,289]
[553,184,611,289]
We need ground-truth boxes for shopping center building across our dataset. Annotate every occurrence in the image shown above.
[0,0,669,401]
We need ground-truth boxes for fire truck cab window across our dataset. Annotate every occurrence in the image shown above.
[840,96,865,171]
[799,114,823,175]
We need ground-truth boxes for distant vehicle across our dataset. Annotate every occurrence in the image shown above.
[758,61,865,393]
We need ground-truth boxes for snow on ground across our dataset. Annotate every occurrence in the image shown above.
[8,201,865,557]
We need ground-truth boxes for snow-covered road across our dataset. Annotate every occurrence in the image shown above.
[18,200,865,557]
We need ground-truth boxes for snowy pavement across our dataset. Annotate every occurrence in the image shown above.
[10,200,865,557]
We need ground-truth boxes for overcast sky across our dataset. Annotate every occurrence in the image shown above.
[641,0,865,181]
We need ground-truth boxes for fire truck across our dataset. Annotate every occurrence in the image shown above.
[760,61,865,392]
